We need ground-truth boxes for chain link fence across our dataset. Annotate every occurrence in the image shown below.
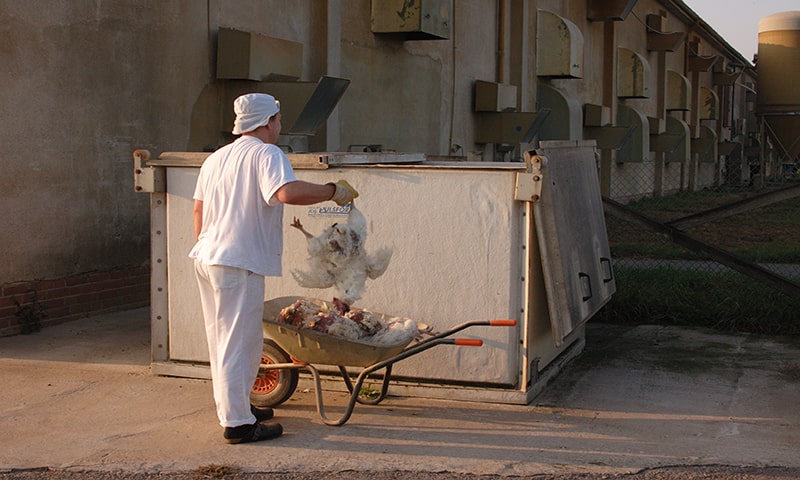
[597,146,800,335]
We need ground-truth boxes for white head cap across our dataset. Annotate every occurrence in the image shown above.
[232,93,281,135]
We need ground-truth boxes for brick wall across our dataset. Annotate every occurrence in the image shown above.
[0,265,150,337]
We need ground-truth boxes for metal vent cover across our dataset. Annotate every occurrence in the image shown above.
[288,76,350,135]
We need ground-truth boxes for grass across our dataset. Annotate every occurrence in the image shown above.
[596,265,800,335]
[601,187,800,335]
[607,189,800,263]
[358,384,381,400]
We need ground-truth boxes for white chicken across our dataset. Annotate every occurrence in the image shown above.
[290,203,392,305]
[364,317,421,346]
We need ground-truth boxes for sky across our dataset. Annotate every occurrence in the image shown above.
[683,0,799,62]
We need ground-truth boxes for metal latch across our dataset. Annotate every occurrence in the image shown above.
[514,151,546,202]
[133,149,165,193]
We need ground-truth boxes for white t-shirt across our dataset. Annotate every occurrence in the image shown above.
[188,136,298,276]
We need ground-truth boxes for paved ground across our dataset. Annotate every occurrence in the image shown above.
[1,308,799,479]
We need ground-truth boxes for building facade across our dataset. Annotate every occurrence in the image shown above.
[0,0,762,334]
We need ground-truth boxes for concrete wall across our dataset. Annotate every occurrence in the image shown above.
[0,1,220,331]
[0,0,757,331]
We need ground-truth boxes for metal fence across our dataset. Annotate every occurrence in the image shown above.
[598,151,800,334]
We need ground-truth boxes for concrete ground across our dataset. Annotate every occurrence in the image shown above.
[1,308,799,478]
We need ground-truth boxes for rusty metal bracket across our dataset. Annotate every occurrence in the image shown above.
[515,151,546,202]
[133,149,165,193]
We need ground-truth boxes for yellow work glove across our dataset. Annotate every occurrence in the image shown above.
[329,180,359,206]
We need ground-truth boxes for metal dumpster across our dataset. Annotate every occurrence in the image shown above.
[133,139,614,404]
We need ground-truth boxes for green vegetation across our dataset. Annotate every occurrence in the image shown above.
[596,265,800,336]
[14,292,46,334]
[601,188,800,335]
[607,190,800,263]
[358,383,381,400]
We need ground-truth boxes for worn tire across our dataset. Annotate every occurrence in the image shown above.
[250,340,298,408]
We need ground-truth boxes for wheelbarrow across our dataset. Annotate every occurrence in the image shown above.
[250,296,517,426]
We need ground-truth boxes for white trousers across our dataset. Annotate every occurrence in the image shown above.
[194,260,265,428]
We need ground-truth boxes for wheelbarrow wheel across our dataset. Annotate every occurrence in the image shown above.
[250,340,298,408]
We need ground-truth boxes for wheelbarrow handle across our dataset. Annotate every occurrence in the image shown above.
[490,319,517,327]
[453,338,483,347]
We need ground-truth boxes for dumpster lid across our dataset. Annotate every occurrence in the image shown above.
[527,140,616,346]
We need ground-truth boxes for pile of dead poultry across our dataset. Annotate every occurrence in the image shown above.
[275,297,422,346]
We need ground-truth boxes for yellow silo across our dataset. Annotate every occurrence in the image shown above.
[757,11,800,160]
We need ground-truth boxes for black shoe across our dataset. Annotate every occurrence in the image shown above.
[223,421,283,444]
[251,404,274,421]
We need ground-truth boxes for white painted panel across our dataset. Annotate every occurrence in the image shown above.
[160,163,528,386]
[165,168,207,362]
[272,166,524,386]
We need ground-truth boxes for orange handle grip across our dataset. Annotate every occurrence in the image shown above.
[290,356,309,365]
[490,319,517,327]
[454,339,483,347]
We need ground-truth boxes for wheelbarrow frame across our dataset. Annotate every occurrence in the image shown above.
[257,314,517,426]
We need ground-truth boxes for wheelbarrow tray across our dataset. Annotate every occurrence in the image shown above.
[262,296,413,367]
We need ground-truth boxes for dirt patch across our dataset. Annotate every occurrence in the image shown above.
[3,466,800,480]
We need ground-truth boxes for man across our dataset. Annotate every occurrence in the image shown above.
[189,93,357,444]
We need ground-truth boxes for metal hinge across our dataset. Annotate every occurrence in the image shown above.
[514,151,546,202]
[133,149,165,193]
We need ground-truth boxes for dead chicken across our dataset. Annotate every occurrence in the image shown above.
[290,203,392,304]
[276,297,431,347]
